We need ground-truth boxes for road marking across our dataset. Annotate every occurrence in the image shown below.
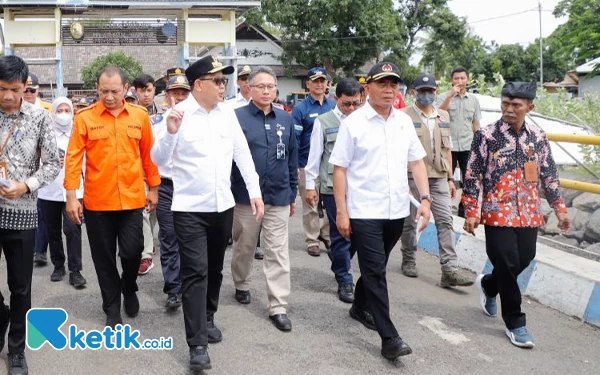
[418,316,470,345]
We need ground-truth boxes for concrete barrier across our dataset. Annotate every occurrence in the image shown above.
[417,216,600,328]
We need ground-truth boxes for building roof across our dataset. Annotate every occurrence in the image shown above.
[575,57,600,74]
[1,0,260,7]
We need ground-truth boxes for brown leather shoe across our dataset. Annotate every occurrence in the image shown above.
[307,245,320,257]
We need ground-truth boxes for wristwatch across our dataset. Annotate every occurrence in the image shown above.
[447,177,455,182]
[420,194,432,203]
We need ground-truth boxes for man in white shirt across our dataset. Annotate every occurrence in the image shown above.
[150,73,191,310]
[226,65,252,109]
[329,62,431,361]
[304,78,363,304]
[151,55,264,371]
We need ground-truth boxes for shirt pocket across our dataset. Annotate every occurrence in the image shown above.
[88,126,109,141]
[126,127,142,140]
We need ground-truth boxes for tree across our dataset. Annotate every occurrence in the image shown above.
[259,0,398,76]
[551,0,600,66]
[80,52,143,89]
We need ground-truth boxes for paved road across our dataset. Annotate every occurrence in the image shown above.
[1,199,599,375]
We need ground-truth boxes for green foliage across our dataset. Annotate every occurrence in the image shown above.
[260,0,398,77]
[80,52,143,89]
[552,0,600,66]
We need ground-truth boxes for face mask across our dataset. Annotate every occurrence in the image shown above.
[416,93,435,106]
[54,113,73,129]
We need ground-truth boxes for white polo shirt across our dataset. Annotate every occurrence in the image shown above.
[226,93,251,109]
[329,102,426,220]
[151,96,261,213]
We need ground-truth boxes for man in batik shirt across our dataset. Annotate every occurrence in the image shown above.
[462,81,571,349]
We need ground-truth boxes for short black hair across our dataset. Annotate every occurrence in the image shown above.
[451,67,469,79]
[336,78,363,98]
[132,74,155,90]
[0,56,29,84]
[97,66,127,85]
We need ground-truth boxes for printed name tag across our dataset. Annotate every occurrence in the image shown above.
[413,122,422,128]
[438,122,450,128]
[309,113,319,118]
[325,127,339,134]
[265,124,271,130]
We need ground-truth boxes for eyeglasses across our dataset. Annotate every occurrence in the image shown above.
[198,77,229,86]
[252,85,277,92]
[341,100,363,108]
[25,88,37,94]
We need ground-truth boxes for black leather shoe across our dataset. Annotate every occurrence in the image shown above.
[349,305,376,331]
[337,283,354,303]
[269,314,292,332]
[123,293,139,317]
[8,352,28,375]
[50,266,66,282]
[0,304,9,352]
[254,247,264,260]
[207,320,223,343]
[166,293,181,309]
[189,346,211,370]
[106,312,123,329]
[235,289,251,304]
[318,235,331,250]
[69,271,87,289]
[381,336,413,359]
[33,252,47,267]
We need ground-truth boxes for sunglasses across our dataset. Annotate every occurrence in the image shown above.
[238,76,249,81]
[341,100,363,108]
[25,88,37,94]
[198,77,229,86]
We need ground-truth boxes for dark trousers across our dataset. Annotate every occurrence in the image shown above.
[156,179,181,295]
[351,218,405,340]
[482,226,537,329]
[173,208,233,347]
[84,209,144,316]
[0,228,35,353]
[322,194,355,285]
[451,150,470,218]
[39,199,82,272]
[34,199,48,254]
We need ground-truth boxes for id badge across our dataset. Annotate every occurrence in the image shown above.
[0,160,7,180]
[276,142,286,160]
[524,161,538,182]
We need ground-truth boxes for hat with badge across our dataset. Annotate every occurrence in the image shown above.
[501,81,537,100]
[366,62,402,84]
[238,65,252,78]
[124,91,138,101]
[412,74,437,90]
[357,76,367,84]
[26,73,40,89]
[74,97,92,107]
[166,75,191,91]
[167,67,186,77]
[185,55,234,84]
[307,67,328,81]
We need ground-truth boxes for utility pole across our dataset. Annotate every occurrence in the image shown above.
[539,1,544,87]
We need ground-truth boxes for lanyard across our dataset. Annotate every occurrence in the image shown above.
[0,115,22,159]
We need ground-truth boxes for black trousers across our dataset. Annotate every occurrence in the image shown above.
[39,199,82,272]
[482,226,537,329]
[0,228,35,353]
[351,218,405,341]
[84,209,144,316]
[156,179,181,295]
[451,150,470,218]
[173,208,233,347]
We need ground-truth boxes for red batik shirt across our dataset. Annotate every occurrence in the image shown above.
[461,119,567,227]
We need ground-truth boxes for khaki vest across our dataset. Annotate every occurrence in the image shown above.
[317,111,340,195]
[402,106,452,179]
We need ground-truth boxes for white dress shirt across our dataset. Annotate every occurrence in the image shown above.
[226,93,251,109]
[151,96,261,213]
[329,102,427,220]
[305,106,345,190]
[151,108,174,179]
[38,126,84,202]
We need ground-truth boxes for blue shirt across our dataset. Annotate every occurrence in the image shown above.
[231,102,298,206]
[292,95,335,167]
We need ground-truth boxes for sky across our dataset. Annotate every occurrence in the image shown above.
[449,0,567,45]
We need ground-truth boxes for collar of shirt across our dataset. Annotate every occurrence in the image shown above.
[0,100,32,119]
[248,101,277,118]
[498,119,532,136]
[413,104,438,120]
[333,106,346,121]
[236,94,251,103]
[364,101,397,121]
[306,95,330,106]
[93,100,130,117]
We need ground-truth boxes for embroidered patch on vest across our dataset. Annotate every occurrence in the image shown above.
[439,122,450,128]
[413,122,422,128]
[325,127,339,135]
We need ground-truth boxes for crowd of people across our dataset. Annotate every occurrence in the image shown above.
[0,52,571,374]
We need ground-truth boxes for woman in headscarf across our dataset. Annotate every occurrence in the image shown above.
[37,97,87,289]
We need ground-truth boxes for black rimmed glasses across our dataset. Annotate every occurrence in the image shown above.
[198,77,229,86]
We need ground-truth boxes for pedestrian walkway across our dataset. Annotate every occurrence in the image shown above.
[0,198,599,374]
